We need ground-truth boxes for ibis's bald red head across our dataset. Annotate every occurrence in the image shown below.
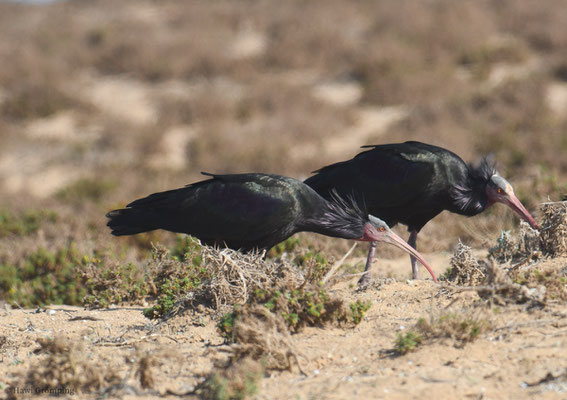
[485,175,539,230]
[360,215,438,282]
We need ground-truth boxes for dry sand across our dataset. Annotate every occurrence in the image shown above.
[1,252,565,399]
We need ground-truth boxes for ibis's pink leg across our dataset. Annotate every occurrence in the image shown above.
[408,230,419,279]
[358,241,377,285]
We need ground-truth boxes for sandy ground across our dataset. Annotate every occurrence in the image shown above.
[1,252,565,400]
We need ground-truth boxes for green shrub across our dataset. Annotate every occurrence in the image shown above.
[0,245,88,307]
[197,358,263,400]
[219,285,371,339]
[393,312,490,355]
[350,300,372,325]
[143,243,209,319]
[395,331,423,355]
[266,236,301,258]
[82,260,152,308]
[0,209,57,237]
[56,178,116,204]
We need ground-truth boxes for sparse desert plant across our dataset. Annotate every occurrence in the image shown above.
[7,337,121,399]
[539,201,567,257]
[219,305,301,372]
[295,251,332,283]
[350,300,372,325]
[394,331,423,355]
[220,284,370,337]
[231,285,342,333]
[0,244,90,307]
[394,311,490,355]
[143,244,301,319]
[82,259,152,308]
[170,235,203,262]
[56,178,116,205]
[416,312,490,346]
[447,202,567,305]
[142,243,209,319]
[0,241,156,309]
[447,241,487,285]
[0,209,57,238]
[196,357,264,400]
[508,266,567,302]
[218,307,240,343]
[266,236,302,258]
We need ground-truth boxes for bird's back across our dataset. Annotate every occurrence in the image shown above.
[305,141,468,230]
[107,173,306,250]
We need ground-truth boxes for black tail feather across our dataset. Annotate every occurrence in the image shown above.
[106,208,156,236]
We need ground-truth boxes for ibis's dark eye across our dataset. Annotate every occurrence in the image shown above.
[379,226,385,232]
[497,188,503,194]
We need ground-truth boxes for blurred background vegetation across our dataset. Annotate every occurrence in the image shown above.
[0,0,566,307]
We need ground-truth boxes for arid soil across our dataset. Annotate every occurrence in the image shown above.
[1,251,566,399]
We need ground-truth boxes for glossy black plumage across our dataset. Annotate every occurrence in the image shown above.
[107,173,370,251]
[305,141,538,281]
[305,141,490,232]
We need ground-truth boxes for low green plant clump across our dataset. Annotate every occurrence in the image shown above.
[416,313,488,344]
[218,308,240,342]
[143,240,209,319]
[0,245,89,307]
[196,358,264,400]
[170,235,203,263]
[509,267,567,301]
[218,285,371,339]
[350,300,372,324]
[296,252,332,283]
[0,209,57,237]
[266,235,332,276]
[395,331,423,355]
[56,178,116,204]
[393,312,490,355]
[0,243,159,309]
[82,258,152,308]
[266,236,301,258]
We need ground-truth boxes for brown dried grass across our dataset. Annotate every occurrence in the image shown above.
[164,246,305,319]
[540,202,567,256]
[228,305,303,372]
[196,357,264,400]
[416,309,492,348]
[448,202,567,305]
[447,241,487,286]
[7,338,121,399]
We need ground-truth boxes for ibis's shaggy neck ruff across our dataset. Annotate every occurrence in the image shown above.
[451,157,497,216]
[299,191,369,240]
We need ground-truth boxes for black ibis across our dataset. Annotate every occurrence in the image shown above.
[106,172,436,280]
[305,141,539,284]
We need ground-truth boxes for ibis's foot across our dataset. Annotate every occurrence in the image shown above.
[358,271,371,287]
[411,258,419,280]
